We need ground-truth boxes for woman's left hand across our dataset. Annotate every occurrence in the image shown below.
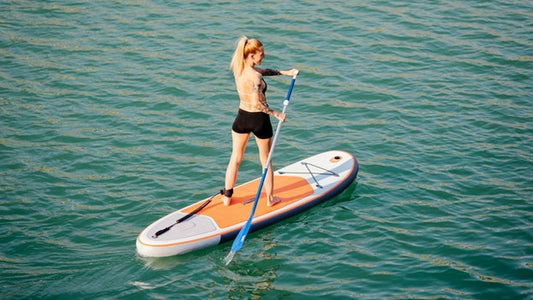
[281,69,299,76]
[288,69,299,76]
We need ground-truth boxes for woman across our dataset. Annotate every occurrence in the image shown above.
[221,37,298,206]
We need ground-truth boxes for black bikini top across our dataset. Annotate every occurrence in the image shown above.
[261,77,267,94]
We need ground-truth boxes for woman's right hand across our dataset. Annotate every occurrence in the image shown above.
[275,112,286,123]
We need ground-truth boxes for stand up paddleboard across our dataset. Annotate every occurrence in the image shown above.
[136,150,358,257]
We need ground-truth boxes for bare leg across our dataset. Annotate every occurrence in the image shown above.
[223,131,250,205]
[255,136,281,206]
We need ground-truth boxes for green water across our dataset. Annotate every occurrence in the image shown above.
[1,0,532,299]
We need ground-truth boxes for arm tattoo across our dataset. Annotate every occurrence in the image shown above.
[256,99,274,116]
[262,68,281,76]
[252,78,275,115]
[252,81,261,92]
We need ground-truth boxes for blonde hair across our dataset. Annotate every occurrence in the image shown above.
[229,36,263,77]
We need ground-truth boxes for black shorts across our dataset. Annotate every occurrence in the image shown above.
[231,109,273,139]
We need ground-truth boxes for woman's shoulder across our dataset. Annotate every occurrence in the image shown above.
[252,66,266,76]
[244,67,262,77]
[240,68,262,84]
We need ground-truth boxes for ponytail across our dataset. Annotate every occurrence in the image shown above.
[229,36,263,77]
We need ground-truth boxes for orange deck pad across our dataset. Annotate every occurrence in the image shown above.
[182,176,314,229]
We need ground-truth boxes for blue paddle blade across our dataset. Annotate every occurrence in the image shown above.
[233,226,249,250]
[223,168,265,265]
[224,204,253,265]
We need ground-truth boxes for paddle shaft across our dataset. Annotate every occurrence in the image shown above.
[225,72,298,264]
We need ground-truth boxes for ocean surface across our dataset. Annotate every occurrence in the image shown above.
[1,0,532,299]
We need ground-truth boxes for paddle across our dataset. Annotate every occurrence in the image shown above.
[224,70,299,265]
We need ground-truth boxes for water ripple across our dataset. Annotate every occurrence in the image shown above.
[1,0,532,298]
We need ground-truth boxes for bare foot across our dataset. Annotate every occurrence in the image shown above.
[267,196,281,207]
[222,196,231,206]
